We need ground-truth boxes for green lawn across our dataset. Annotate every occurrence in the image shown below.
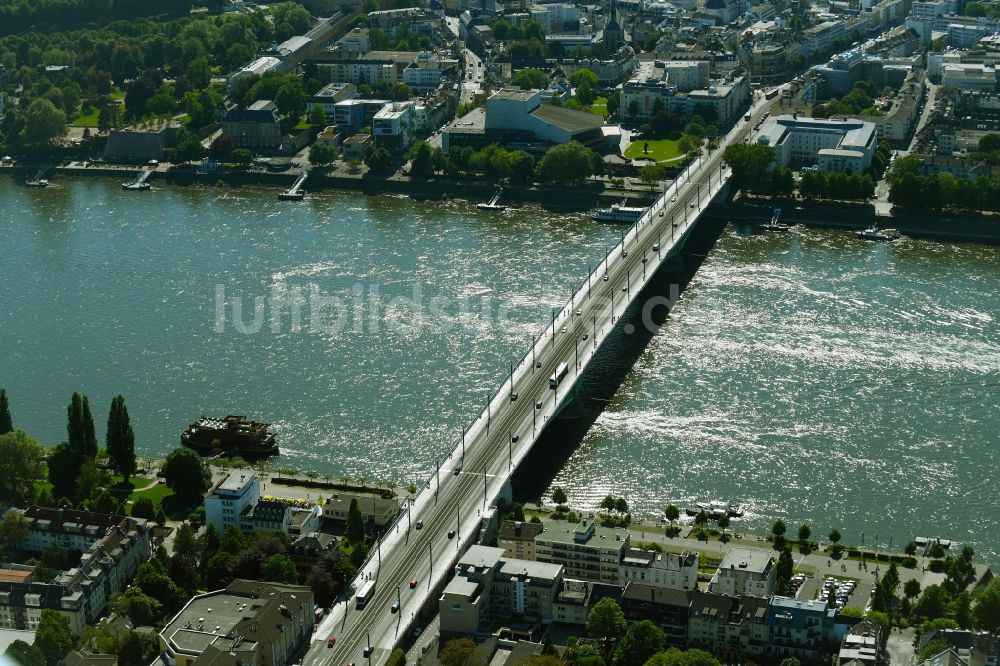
[71,107,100,127]
[589,96,608,117]
[624,138,683,163]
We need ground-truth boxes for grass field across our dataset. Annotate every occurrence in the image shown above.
[71,107,100,127]
[624,138,683,163]
[589,96,608,117]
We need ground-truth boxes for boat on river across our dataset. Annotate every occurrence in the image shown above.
[686,500,744,519]
[181,415,279,458]
[595,202,646,224]
[477,189,506,211]
[758,207,789,232]
[857,224,900,241]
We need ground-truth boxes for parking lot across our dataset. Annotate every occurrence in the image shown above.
[795,573,873,611]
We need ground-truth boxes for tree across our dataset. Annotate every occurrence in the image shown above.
[723,143,777,193]
[174,130,207,163]
[644,648,721,666]
[260,554,298,583]
[161,447,211,502]
[587,597,627,651]
[90,488,118,514]
[131,497,155,519]
[640,164,664,189]
[275,79,307,119]
[779,659,801,666]
[230,149,253,166]
[775,548,794,592]
[0,389,12,434]
[797,524,811,543]
[829,529,842,544]
[979,133,1000,153]
[950,591,972,629]
[664,505,679,526]
[915,584,950,621]
[717,514,730,537]
[106,395,136,486]
[510,150,535,181]
[67,392,97,458]
[308,104,327,127]
[552,487,568,505]
[21,99,67,146]
[510,68,548,90]
[0,431,47,503]
[440,638,485,666]
[407,140,434,176]
[772,518,787,545]
[6,640,45,666]
[613,620,665,666]
[34,609,71,666]
[47,443,84,502]
[364,144,392,172]
[118,631,154,666]
[132,562,185,615]
[309,141,338,166]
[973,578,1000,633]
[346,498,365,544]
[389,82,412,101]
[904,579,921,599]
[614,497,629,514]
[204,551,236,587]
[537,142,600,184]
[0,510,29,550]
[694,510,708,528]
[154,508,166,526]
[117,587,163,625]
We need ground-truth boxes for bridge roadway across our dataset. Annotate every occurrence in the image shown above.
[306,98,772,666]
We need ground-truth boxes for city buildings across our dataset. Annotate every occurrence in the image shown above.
[765,597,836,663]
[757,114,879,173]
[320,489,399,528]
[308,82,357,120]
[158,580,314,666]
[497,520,544,561]
[0,508,150,636]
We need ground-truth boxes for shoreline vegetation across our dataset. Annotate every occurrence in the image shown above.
[5,164,1000,243]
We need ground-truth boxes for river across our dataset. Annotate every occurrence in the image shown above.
[2,178,997,563]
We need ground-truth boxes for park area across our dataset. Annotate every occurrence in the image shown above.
[624,138,684,163]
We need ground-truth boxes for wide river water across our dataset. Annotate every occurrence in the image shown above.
[2,179,998,563]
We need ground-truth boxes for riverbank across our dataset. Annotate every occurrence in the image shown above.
[714,197,1000,243]
[1,162,658,211]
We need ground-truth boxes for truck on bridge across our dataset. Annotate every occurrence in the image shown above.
[355,580,375,609]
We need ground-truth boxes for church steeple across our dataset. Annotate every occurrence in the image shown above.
[604,0,624,52]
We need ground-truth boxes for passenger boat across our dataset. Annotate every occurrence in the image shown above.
[857,224,900,241]
[181,415,279,458]
[686,501,744,519]
[595,202,646,224]
[25,176,49,187]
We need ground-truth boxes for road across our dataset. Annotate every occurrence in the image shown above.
[460,48,483,104]
[305,98,774,666]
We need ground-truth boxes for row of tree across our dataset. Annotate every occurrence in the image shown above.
[888,154,1000,212]
[799,170,876,201]
[404,140,605,185]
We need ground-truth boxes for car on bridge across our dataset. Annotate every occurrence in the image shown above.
[448,529,456,539]
[410,578,418,588]
[391,600,400,613]
[326,636,335,648]
[415,519,423,529]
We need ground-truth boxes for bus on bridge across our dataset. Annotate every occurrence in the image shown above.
[550,362,568,389]
[355,580,375,609]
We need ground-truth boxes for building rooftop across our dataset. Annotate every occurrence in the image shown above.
[718,547,773,574]
[530,103,605,134]
[459,545,505,570]
[443,576,481,599]
[491,89,539,101]
[497,558,562,581]
[215,472,258,494]
[499,520,544,542]
[538,519,629,546]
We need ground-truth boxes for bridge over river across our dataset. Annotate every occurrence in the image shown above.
[306,96,774,666]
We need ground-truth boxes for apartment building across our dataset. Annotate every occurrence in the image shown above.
[159,580,314,666]
[205,472,260,533]
[765,597,836,664]
[498,521,544,561]
[534,519,629,584]
[621,584,693,647]
[0,508,150,636]
[320,490,399,528]
[439,546,563,638]
[618,549,698,591]
[308,82,356,120]
[373,102,417,154]
[221,101,282,150]
[710,547,776,598]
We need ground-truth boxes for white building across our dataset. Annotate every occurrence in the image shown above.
[710,547,775,598]
[317,59,396,86]
[618,549,699,590]
[204,472,260,533]
[942,63,998,91]
[403,52,444,90]
[484,89,605,146]
[309,82,356,119]
[757,114,878,173]
[228,56,282,94]
[373,102,416,153]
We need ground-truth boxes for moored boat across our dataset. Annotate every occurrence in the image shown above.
[181,415,279,458]
[686,500,744,519]
[857,224,900,241]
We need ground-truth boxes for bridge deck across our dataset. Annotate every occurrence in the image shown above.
[309,101,768,666]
